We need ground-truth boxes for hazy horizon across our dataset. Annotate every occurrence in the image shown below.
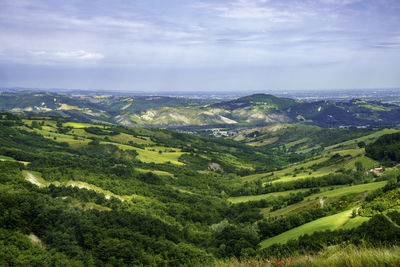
[1,0,399,91]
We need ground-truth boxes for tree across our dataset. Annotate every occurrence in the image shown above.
[351,209,357,218]
[355,161,364,172]
[357,141,366,148]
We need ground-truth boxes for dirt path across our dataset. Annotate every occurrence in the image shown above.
[383,213,400,229]
[27,233,44,247]
[320,198,325,208]
[66,181,114,200]
[24,171,44,187]
[24,171,123,201]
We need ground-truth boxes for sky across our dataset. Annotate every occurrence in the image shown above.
[0,0,399,92]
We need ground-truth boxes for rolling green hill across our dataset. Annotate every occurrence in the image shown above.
[260,209,369,248]
[2,91,400,129]
[0,112,400,266]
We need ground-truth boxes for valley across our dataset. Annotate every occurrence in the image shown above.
[0,93,400,266]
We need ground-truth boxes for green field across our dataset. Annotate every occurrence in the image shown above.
[265,181,387,217]
[241,129,399,185]
[101,141,185,165]
[240,155,329,182]
[20,119,187,165]
[228,189,309,203]
[260,209,370,248]
[32,127,91,148]
[63,122,95,128]
[242,147,368,184]
[0,155,16,161]
[108,133,154,145]
[228,181,384,204]
[308,181,386,199]
[343,155,379,170]
[325,128,400,151]
[285,138,310,149]
[135,168,174,177]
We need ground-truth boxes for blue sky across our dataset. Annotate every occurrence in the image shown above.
[0,0,399,91]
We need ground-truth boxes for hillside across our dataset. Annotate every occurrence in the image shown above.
[2,91,400,129]
[0,113,400,266]
[230,123,378,153]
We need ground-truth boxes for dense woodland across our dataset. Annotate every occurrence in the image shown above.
[366,132,400,165]
[0,112,399,266]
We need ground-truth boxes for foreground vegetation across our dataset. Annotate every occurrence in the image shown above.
[0,112,399,266]
[220,245,400,267]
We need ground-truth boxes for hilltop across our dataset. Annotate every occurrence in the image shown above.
[1,91,400,129]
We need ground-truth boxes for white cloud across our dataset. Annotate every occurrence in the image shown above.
[194,0,301,21]
[319,0,363,5]
[29,50,104,60]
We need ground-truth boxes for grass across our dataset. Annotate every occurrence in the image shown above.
[285,138,310,150]
[325,128,400,151]
[108,133,154,145]
[56,104,83,111]
[307,181,387,200]
[219,245,400,267]
[23,170,48,187]
[228,189,309,204]
[136,149,184,165]
[343,156,379,170]
[291,245,400,267]
[260,209,368,248]
[32,128,91,148]
[21,120,186,165]
[217,153,254,170]
[265,181,387,217]
[360,103,394,111]
[23,170,126,201]
[242,148,366,184]
[241,130,399,184]
[66,197,112,211]
[248,137,279,147]
[63,122,95,128]
[241,155,330,183]
[101,142,185,165]
[23,170,171,213]
[135,168,174,177]
[62,181,125,201]
[0,155,16,161]
[230,181,385,205]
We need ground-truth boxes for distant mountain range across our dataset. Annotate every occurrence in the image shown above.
[1,91,400,128]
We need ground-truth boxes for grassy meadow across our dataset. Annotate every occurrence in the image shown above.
[260,209,369,248]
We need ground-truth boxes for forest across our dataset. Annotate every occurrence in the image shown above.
[0,112,399,266]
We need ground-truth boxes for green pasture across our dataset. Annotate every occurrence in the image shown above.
[285,138,310,150]
[135,168,174,177]
[242,147,367,184]
[325,129,400,151]
[101,141,185,165]
[265,181,386,217]
[63,122,95,128]
[108,133,154,145]
[260,209,369,248]
[0,155,16,161]
[228,189,309,204]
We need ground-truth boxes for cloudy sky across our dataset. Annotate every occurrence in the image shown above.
[0,0,399,91]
